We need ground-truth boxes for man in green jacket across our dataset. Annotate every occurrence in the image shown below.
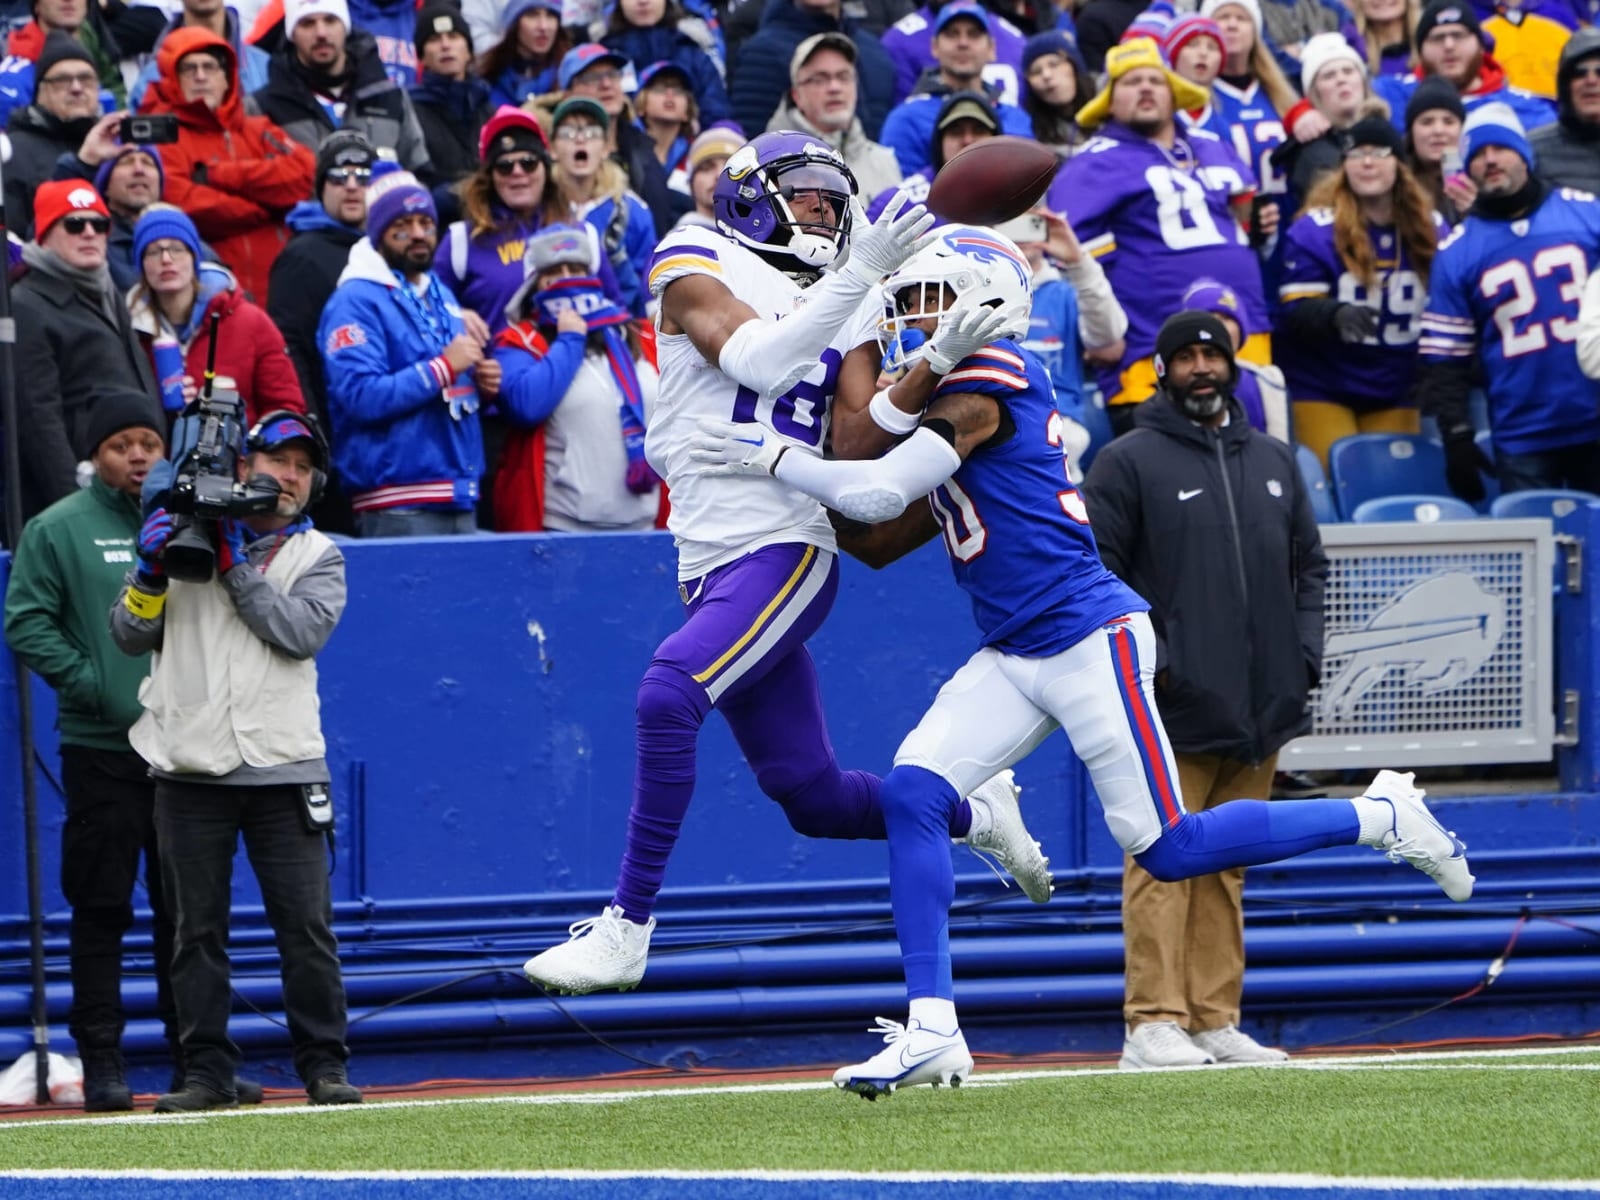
[4,393,169,1112]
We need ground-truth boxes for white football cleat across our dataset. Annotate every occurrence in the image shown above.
[523,905,655,995]
[832,1017,974,1100]
[1365,770,1475,901]
[963,769,1053,903]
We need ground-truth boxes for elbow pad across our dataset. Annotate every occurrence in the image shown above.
[775,425,963,523]
[716,270,873,398]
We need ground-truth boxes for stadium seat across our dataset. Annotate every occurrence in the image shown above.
[1350,494,1480,523]
[1489,489,1600,519]
[1328,434,1451,517]
[1294,443,1339,522]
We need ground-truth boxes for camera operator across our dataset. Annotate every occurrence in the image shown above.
[109,411,362,1113]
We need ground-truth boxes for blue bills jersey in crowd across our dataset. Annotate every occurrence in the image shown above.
[1211,78,1290,202]
[927,339,1145,657]
[1278,208,1447,408]
[1018,268,1085,419]
[1420,187,1600,455]
[1048,122,1270,399]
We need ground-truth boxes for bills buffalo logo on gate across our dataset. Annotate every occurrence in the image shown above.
[325,324,367,354]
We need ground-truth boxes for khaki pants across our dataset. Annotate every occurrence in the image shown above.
[1121,753,1277,1033]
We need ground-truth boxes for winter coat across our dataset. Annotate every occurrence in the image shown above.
[318,239,484,511]
[268,201,363,428]
[12,259,161,520]
[410,71,494,186]
[764,101,903,199]
[1082,395,1327,762]
[140,27,316,306]
[1372,56,1558,138]
[615,117,683,237]
[128,7,271,108]
[602,24,731,126]
[1532,29,1600,194]
[3,16,124,113]
[879,2,1028,103]
[486,59,560,110]
[729,0,896,140]
[1069,0,1143,72]
[4,105,97,237]
[3,476,152,749]
[878,69,1034,177]
[246,0,421,86]
[251,33,433,179]
[574,190,656,318]
[129,273,306,426]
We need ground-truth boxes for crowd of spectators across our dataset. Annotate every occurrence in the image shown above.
[5,0,1600,538]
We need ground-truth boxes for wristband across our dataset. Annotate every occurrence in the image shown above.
[124,586,167,620]
[769,446,789,476]
[869,388,923,436]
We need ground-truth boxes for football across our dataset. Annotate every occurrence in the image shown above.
[925,136,1062,226]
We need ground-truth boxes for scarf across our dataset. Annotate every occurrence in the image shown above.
[22,240,121,327]
[533,276,654,492]
[393,269,478,420]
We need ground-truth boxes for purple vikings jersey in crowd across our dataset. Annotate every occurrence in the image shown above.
[1278,208,1444,408]
[1049,122,1270,397]
[927,339,1145,657]
[1420,188,1600,456]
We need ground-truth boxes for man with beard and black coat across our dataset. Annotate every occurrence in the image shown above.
[252,0,432,180]
[5,31,101,236]
[408,3,492,188]
[1532,28,1600,195]
[1082,309,1326,1073]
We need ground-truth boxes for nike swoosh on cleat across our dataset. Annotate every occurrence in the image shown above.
[898,1043,956,1072]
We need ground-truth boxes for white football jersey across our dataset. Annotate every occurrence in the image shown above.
[645,226,880,582]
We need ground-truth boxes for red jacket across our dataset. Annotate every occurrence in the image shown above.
[140,28,315,306]
[490,320,669,533]
[136,285,306,425]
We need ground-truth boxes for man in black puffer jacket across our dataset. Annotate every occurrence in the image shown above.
[1532,27,1600,194]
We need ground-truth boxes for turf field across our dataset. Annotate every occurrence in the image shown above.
[1,1045,1597,1198]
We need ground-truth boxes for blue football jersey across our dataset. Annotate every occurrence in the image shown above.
[929,340,1146,657]
[1420,188,1600,455]
[1211,77,1289,201]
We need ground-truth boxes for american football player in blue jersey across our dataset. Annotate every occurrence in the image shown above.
[689,227,1477,1098]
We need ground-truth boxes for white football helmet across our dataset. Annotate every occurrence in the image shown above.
[878,224,1034,372]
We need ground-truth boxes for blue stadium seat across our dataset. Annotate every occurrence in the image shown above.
[1328,434,1451,516]
[1350,494,1480,523]
[1294,443,1339,522]
[1489,489,1600,519]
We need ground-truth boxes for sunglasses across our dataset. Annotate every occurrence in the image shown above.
[62,214,111,235]
[326,167,371,186]
[493,155,546,176]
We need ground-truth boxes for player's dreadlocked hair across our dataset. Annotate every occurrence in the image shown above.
[1303,146,1439,290]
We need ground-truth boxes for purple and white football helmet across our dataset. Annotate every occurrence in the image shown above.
[713,130,858,273]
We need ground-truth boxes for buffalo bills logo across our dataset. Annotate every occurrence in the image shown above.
[943,229,1030,291]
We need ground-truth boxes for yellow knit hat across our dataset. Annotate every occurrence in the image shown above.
[1075,37,1211,132]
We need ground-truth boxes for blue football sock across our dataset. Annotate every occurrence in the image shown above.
[881,764,960,1002]
[1134,798,1360,883]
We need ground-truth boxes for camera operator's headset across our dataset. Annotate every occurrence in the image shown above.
[245,410,330,507]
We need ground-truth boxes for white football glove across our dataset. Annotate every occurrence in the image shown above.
[840,188,938,285]
[924,298,1015,376]
[686,419,786,476]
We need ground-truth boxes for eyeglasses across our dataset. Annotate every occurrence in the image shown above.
[492,154,546,176]
[1345,145,1394,161]
[177,57,225,78]
[40,70,96,89]
[62,215,111,235]
[1573,63,1600,80]
[574,68,622,85]
[795,69,855,88]
[555,125,605,142]
[325,167,372,186]
[142,240,191,261]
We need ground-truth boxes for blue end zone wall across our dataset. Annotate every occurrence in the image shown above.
[0,527,1597,1087]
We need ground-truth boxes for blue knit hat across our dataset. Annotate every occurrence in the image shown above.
[365,160,437,245]
[94,143,165,199]
[1022,29,1081,76]
[132,204,202,267]
[1461,102,1533,170]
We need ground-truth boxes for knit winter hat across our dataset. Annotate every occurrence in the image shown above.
[1022,29,1079,76]
[1162,15,1223,68]
[33,30,95,100]
[1404,74,1467,129]
[1154,310,1236,380]
[1077,37,1209,130]
[502,0,560,32]
[526,223,601,274]
[84,390,165,456]
[94,144,165,199]
[132,204,203,266]
[315,128,377,193]
[1460,101,1533,169]
[1300,32,1366,96]
[366,160,437,244]
[284,0,350,32]
[32,180,109,240]
[1415,0,1483,51]
[1122,4,1175,48]
[686,125,743,175]
[1345,113,1406,156]
[1180,277,1242,324]
[415,3,473,57]
[478,104,550,163]
[1200,0,1262,30]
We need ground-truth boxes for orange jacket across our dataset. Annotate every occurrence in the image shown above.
[140,28,315,306]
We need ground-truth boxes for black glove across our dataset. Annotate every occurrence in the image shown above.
[1332,304,1380,343]
[1443,431,1492,503]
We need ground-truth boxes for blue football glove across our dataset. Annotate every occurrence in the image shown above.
[135,508,174,584]
[215,519,249,575]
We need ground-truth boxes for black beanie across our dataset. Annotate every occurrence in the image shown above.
[1405,74,1467,129]
[415,3,473,57]
[1345,113,1406,156]
[1414,1,1482,53]
[83,391,165,457]
[33,31,96,100]
[315,128,377,193]
[1154,310,1236,381]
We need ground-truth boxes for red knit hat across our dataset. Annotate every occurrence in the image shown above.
[33,180,110,239]
[478,104,548,164]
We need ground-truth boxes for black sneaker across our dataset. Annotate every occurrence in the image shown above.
[1271,770,1324,799]
[153,1082,238,1113]
[307,1076,362,1105]
[81,1048,132,1113]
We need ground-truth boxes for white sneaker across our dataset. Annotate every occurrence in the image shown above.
[1119,1021,1215,1070]
[1190,1024,1289,1064]
[963,770,1053,903]
[522,905,655,994]
[1365,770,1475,902]
[832,1017,974,1100]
